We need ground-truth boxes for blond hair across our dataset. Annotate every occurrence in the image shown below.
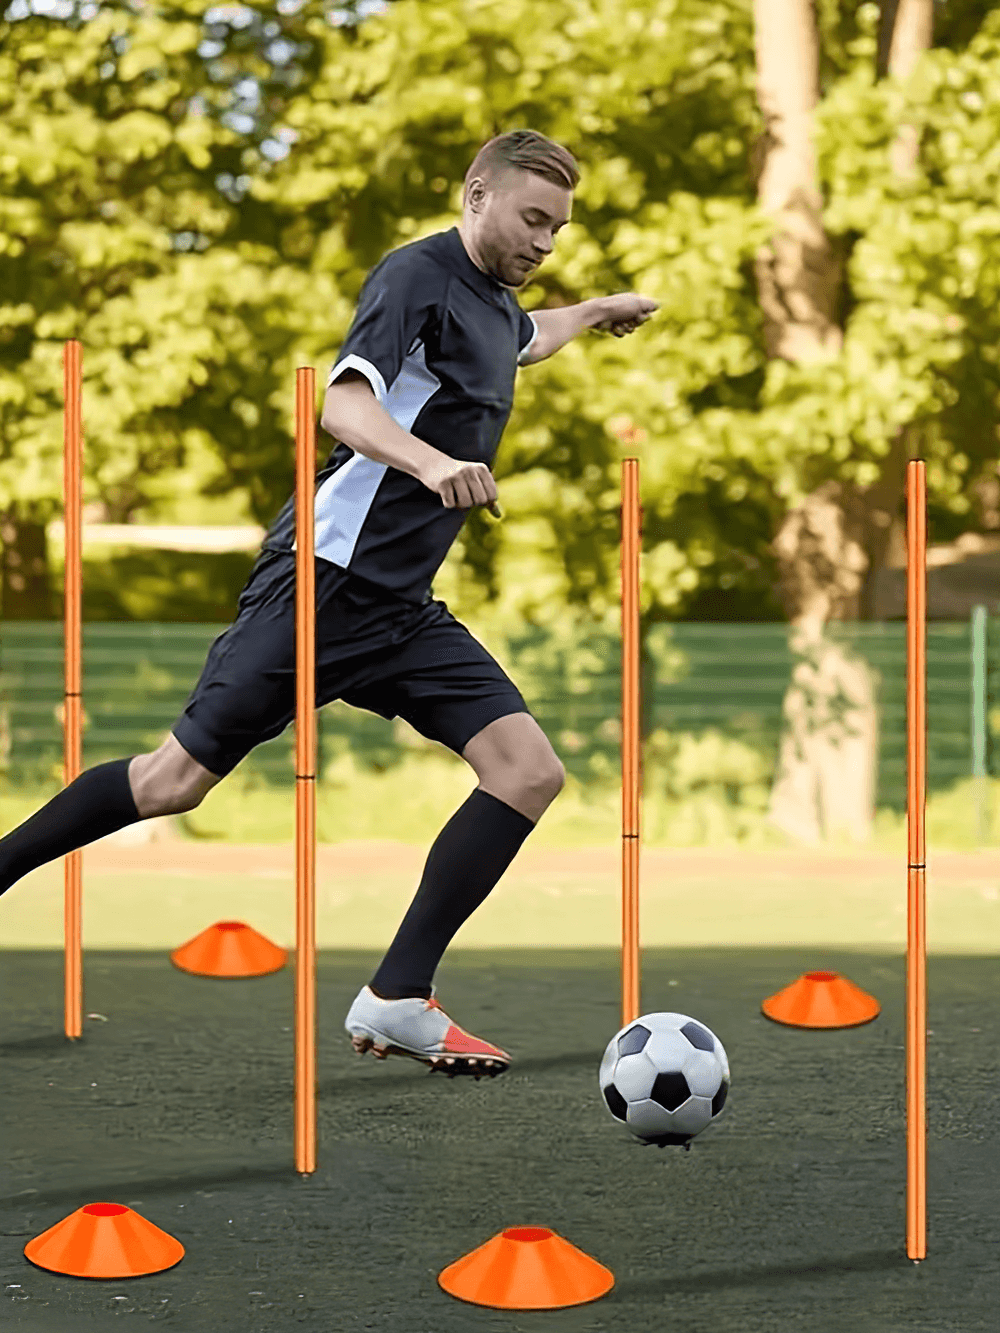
[463,129,580,204]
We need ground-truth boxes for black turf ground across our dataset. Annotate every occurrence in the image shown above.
[2,948,998,1332]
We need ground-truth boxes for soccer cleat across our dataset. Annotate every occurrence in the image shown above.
[344,986,510,1078]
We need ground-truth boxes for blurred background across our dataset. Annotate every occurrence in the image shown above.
[1,0,998,852]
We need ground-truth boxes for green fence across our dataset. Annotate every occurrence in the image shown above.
[1,619,996,810]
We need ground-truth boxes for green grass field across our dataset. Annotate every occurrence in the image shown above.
[1,759,998,955]
[1,836,997,955]
[2,948,998,1331]
[3,759,997,1329]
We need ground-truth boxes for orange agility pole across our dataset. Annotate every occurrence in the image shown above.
[294,367,318,1175]
[63,340,83,1041]
[620,459,641,1028]
[905,458,927,1262]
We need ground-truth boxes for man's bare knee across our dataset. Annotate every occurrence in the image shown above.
[474,756,565,824]
[523,759,565,805]
[128,735,222,819]
[462,714,565,821]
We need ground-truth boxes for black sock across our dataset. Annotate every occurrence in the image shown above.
[370,787,535,999]
[0,758,140,897]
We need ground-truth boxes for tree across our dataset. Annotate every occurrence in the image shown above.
[1,1,996,856]
[0,0,345,615]
[746,0,1000,837]
[750,0,860,843]
[256,0,999,824]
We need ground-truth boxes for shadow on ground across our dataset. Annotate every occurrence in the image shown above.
[2,947,997,1332]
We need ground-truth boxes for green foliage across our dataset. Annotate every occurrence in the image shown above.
[256,0,773,631]
[4,749,994,850]
[178,737,789,847]
[0,0,997,640]
[73,548,257,621]
[809,4,1000,515]
[0,0,352,532]
[258,0,1000,629]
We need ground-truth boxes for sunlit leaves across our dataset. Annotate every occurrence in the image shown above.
[0,0,996,629]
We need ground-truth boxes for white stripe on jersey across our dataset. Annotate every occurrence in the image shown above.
[517,313,540,365]
[327,352,388,403]
[305,343,442,567]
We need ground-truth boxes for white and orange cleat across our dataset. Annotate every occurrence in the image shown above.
[344,986,510,1079]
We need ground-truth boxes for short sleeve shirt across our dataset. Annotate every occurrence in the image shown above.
[262,227,539,604]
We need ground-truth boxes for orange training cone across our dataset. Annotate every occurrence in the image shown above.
[24,1203,184,1279]
[438,1226,614,1310]
[762,970,880,1029]
[170,921,287,977]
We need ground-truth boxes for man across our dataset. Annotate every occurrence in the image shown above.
[0,128,657,1078]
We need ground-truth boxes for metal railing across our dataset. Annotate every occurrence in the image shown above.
[1,617,995,810]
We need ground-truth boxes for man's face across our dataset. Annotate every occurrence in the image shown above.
[468,169,573,288]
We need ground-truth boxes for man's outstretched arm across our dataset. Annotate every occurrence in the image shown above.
[520,293,659,365]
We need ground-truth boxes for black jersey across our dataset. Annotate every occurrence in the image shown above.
[262,226,539,605]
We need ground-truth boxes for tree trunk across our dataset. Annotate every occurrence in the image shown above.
[769,420,913,840]
[772,623,880,843]
[0,507,54,620]
[752,0,860,842]
[753,0,932,843]
[767,480,877,841]
[750,0,843,364]
[878,0,935,175]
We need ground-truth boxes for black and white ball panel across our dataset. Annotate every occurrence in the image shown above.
[712,1079,729,1116]
[612,1051,658,1102]
[680,1020,715,1051]
[598,1039,619,1091]
[650,1012,730,1088]
[627,1095,712,1139]
[603,1082,629,1121]
[599,1011,730,1145]
[650,1070,690,1112]
[682,1049,725,1099]
[617,1023,651,1057]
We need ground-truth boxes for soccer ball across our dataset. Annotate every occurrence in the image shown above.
[599,1012,730,1148]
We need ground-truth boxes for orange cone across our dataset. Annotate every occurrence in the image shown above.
[170,921,287,977]
[762,970,880,1028]
[438,1226,614,1309]
[24,1203,184,1279]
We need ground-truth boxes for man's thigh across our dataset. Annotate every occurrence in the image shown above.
[172,562,531,778]
[171,551,367,778]
[339,606,532,759]
[170,556,301,776]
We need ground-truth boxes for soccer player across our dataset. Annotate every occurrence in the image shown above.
[0,129,657,1078]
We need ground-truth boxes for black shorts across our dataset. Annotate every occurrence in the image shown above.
[171,549,531,778]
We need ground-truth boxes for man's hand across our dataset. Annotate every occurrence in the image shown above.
[593,293,660,338]
[420,454,499,513]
